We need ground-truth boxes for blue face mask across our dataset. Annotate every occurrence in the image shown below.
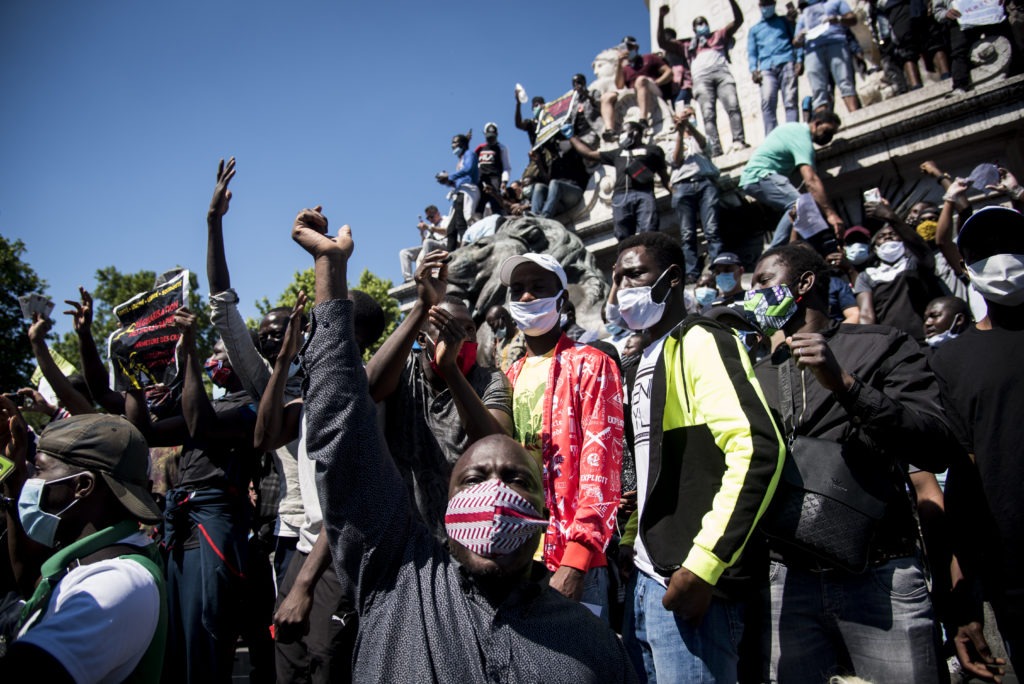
[716,272,737,293]
[695,286,717,308]
[761,5,776,19]
[695,24,711,37]
[18,474,82,548]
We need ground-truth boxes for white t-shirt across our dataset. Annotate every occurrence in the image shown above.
[629,334,669,586]
[17,531,160,684]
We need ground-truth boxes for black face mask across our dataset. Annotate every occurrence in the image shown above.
[485,134,497,143]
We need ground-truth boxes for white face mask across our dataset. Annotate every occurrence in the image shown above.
[925,325,960,348]
[967,253,1024,305]
[844,243,870,265]
[617,269,672,331]
[875,240,906,264]
[509,291,563,337]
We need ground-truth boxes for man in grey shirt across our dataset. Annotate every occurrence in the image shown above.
[291,210,637,683]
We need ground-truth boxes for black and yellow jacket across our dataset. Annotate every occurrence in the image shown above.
[623,316,786,598]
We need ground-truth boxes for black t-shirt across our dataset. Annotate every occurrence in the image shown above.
[931,326,1024,597]
[177,390,260,491]
[854,254,944,342]
[476,141,503,179]
[598,145,667,195]
[548,148,590,191]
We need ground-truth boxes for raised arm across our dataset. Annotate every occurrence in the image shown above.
[204,158,275,401]
[291,209,413,607]
[865,199,935,270]
[365,250,448,401]
[25,314,95,416]
[65,288,124,414]
[254,293,306,451]
[937,179,972,277]
[725,0,745,35]
[0,395,49,597]
[206,157,235,295]
[175,308,217,439]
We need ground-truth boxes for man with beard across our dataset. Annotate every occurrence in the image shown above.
[292,211,637,682]
[571,116,671,240]
[739,110,845,248]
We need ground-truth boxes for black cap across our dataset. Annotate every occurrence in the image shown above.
[957,206,1024,261]
[37,414,162,523]
[712,252,742,267]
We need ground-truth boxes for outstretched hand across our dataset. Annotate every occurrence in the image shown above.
[209,157,236,218]
[174,307,197,345]
[414,250,450,308]
[291,206,353,260]
[427,305,467,378]
[0,394,30,492]
[278,291,308,366]
[63,287,94,334]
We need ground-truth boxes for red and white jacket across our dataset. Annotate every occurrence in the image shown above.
[506,334,624,573]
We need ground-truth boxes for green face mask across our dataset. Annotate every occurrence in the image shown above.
[742,284,797,334]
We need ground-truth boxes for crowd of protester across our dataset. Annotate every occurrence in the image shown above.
[2,3,1024,684]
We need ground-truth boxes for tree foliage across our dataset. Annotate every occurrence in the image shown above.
[257,267,400,359]
[0,235,46,390]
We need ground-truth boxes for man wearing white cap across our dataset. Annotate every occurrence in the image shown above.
[498,253,625,621]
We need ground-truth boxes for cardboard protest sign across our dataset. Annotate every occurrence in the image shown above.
[107,270,188,390]
[533,90,579,151]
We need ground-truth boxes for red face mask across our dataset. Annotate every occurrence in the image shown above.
[204,357,234,388]
[426,339,478,379]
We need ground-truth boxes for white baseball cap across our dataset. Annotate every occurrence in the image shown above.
[498,253,568,289]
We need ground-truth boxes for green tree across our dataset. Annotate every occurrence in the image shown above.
[257,267,399,359]
[53,267,216,368]
[0,235,47,390]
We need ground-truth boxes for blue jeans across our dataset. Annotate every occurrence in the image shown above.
[623,571,744,683]
[766,557,943,684]
[741,172,801,247]
[692,62,746,157]
[760,61,800,134]
[580,566,611,625]
[531,179,583,219]
[612,189,660,240]
[671,177,721,278]
[805,42,856,109]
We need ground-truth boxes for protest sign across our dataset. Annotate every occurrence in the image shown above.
[533,90,579,150]
[954,0,1006,28]
[107,270,188,390]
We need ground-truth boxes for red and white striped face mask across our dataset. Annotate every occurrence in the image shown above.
[444,479,549,558]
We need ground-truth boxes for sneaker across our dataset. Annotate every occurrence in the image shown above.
[602,129,620,142]
[728,142,750,153]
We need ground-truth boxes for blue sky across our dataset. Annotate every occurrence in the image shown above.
[1,0,651,335]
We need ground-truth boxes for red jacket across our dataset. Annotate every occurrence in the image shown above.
[506,334,624,572]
